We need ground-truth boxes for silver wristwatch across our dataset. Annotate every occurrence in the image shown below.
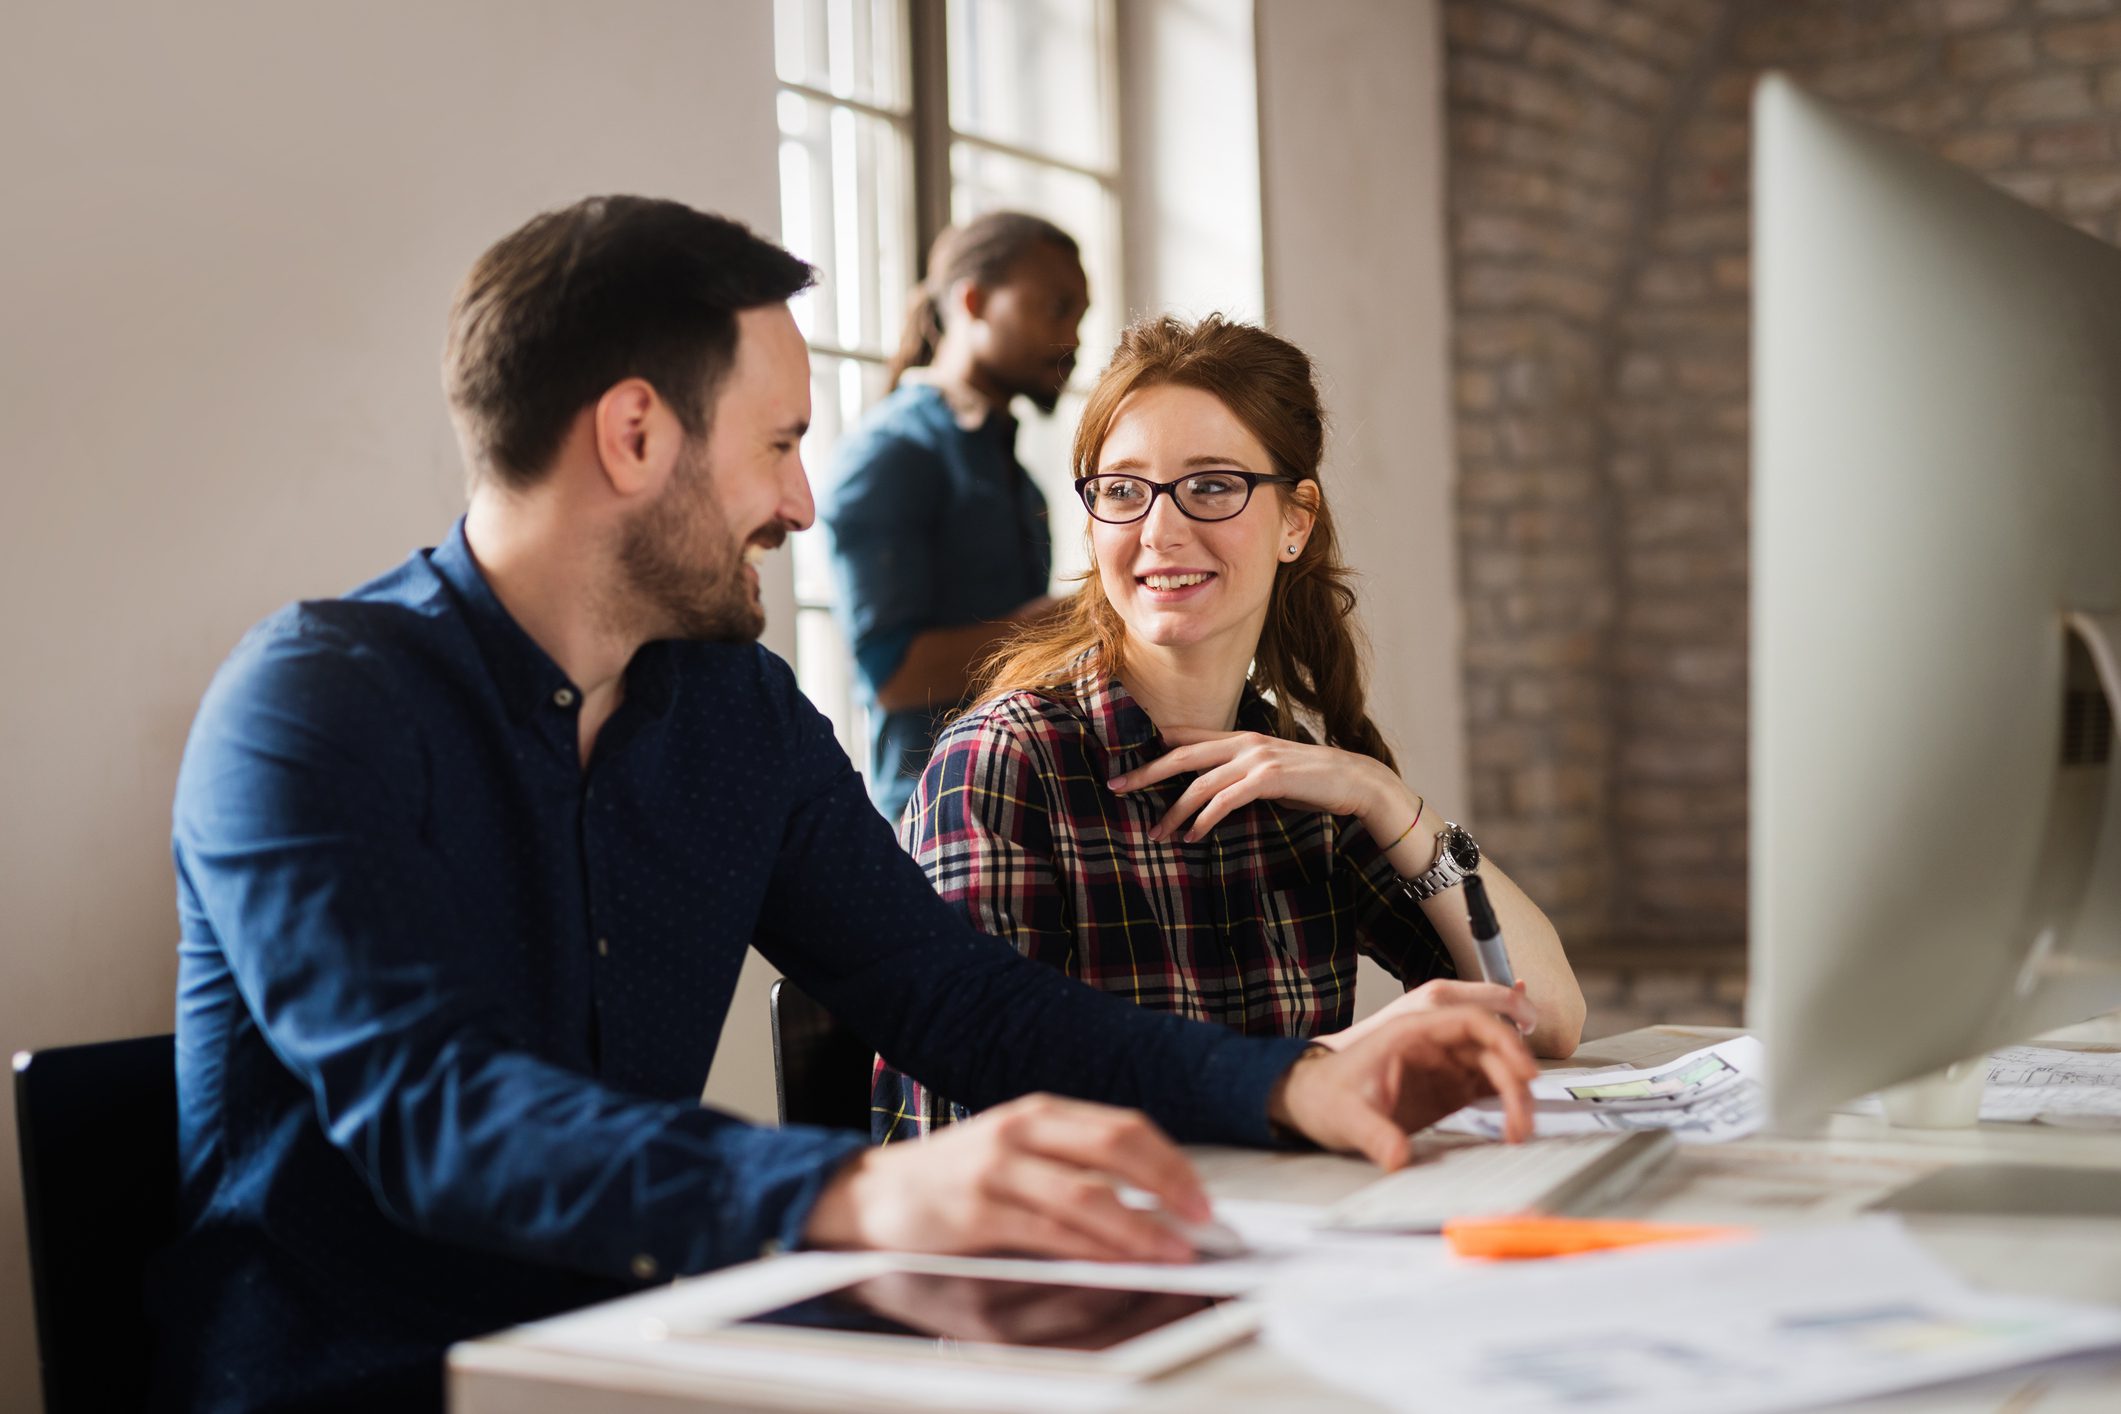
[1403,821,1481,900]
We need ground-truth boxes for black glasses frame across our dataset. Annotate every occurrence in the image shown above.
[1073,470,1300,525]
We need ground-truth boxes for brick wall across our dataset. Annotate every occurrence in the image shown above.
[1444,0,2121,1037]
[1444,0,1734,1034]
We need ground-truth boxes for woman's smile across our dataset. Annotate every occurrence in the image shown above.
[1135,568,1218,600]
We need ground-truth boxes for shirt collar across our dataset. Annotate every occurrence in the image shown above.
[904,376,1018,439]
[427,517,677,726]
[1071,654,1279,771]
[1075,662,1158,767]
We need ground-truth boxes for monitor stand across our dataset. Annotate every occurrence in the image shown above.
[1872,1163,2121,1219]
[1872,612,2121,1167]
[1877,1060,1986,1129]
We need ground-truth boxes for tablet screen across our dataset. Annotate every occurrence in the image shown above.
[736,1271,1226,1353]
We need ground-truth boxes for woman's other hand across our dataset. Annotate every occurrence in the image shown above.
[1317,978,1537,1051]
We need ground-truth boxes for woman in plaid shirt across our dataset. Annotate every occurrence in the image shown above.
[874,316,1584,1142]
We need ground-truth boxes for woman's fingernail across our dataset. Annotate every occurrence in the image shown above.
[1107,776,1127,790]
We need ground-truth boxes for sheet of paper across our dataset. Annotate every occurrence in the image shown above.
[1986,1045,2121,1086]
[1008,1199,1453,1295]
[1260,1218,2121,1414]
[1436,1037,1766,1144]
[1841,1046,2121,1127]
[1981,1046,2121,1126]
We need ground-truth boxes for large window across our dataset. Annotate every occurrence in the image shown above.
[773,0,1120,773]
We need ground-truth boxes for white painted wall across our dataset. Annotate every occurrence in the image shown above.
[1119,0,1267,326]
[0,2,1468,1397]
[0,1,784,1400]
[1254,0,1467,1018]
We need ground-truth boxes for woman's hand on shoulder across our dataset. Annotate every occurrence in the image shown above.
[1106,726,1412,843]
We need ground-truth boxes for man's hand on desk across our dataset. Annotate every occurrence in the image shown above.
[801,1094,1207,1264]
[1269,1007,1540,1166]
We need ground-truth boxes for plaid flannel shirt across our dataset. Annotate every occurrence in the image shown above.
[873,662,1455,1142]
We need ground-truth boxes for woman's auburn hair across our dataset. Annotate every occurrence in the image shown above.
[970,313,1398,773]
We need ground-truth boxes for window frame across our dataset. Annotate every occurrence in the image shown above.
[775,0,1124,781]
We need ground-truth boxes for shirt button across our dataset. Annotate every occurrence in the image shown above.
[553,687,577,708]
[597,937,610,957]
[631,1253,660,1281]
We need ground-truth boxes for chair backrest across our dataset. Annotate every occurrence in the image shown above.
[767,979,874,1134]
[13,1033,178,1414]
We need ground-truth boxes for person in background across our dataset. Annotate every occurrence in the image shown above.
[876,315,1585,1141]
[153,199,1540,1413]
[822,210,1085,821]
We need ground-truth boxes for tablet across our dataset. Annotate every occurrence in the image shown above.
[655,1263,1259,1379]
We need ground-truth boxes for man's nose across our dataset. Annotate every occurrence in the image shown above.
[782,456,816,533]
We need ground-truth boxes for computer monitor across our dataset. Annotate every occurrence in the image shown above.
[1749,73,2121,1130]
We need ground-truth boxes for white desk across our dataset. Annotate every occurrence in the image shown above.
[450,1023,2121,1413]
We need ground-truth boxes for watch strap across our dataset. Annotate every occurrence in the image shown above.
[1403,822,1474,901]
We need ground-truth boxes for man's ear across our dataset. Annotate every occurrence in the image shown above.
[591,378,676,498]
[948,275,989,325]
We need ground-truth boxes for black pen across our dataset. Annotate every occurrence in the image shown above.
[1462,874,1523,1028]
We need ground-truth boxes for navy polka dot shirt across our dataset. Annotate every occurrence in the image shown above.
[156,519,1306,1412]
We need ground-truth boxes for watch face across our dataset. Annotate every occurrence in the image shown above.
[1445,825,1481,872]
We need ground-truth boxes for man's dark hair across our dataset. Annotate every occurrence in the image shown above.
[885,210,1079,392]
[444,196,816,487]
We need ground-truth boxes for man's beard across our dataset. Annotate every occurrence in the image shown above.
[616,442,772,643]
[1022,354,1075,416]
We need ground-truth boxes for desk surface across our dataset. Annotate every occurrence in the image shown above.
[451,1023,2121,1414]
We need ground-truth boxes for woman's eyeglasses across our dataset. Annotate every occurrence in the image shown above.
[1074,470,1298,525]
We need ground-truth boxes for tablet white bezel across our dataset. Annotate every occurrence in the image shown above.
[648,1253,1260,1380]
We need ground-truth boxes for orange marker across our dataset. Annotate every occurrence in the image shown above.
[1443,1215,1752,1261]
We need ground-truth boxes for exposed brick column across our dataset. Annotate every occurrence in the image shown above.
[1443,0,1726,958]
[1603,43,1755,958]
[1611,0,2121,968]
[1447,0,2121,1035]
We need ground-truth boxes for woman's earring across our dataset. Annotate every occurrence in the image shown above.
[1285,545,1300,558]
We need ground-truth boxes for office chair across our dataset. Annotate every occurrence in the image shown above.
[767,978,874,1133]
[13,1033,178,1414]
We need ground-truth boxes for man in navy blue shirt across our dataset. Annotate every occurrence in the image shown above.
[823,211,1081,820]
[156,196,1537,1412]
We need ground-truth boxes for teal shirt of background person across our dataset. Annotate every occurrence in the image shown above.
[822,382,1053,821]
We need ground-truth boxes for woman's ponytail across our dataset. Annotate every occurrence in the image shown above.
[885,285,942,392]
